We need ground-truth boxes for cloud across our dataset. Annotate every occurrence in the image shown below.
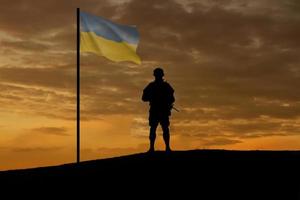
[172,116,300,141]
[1,40,50,52]
[0,0,299,146]
[0,67,74,89]
[30,127,69,136]
[2,0,300,118]
[0,0,120,38]
[0,82,75,120]
[12,146,64,152]
[203,138,242,146]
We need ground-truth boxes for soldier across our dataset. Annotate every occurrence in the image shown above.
[142,68,175,153]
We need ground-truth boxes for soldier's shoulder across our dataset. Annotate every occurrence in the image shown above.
[164,81,171,86]
[164,81,174,91]
[149,81,157,86]
[144,81,155,90]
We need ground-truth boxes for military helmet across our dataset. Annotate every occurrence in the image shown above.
[153,67,164,77]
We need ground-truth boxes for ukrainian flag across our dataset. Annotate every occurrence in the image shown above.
[80,11,141,64]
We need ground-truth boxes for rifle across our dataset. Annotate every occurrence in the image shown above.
[172,106,180,112]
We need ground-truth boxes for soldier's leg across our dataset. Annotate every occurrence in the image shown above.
[161,116,171,152]
[149,125,157,152]
[149,114,158,152]
[162,126,170,151]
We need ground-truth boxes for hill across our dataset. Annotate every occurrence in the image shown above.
[1,150,300,199]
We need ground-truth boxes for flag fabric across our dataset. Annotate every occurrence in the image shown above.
[80,11,141,64]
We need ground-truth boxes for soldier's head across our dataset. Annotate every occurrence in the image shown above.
[153,68,164,80]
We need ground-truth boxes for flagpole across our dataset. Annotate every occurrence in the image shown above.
[76,7,80,163]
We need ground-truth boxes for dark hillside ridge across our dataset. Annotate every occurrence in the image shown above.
[1,150,300,199]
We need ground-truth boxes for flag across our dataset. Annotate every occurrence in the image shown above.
[80,11,141,64]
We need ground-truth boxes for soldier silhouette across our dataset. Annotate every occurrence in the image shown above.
[142,68,175,153]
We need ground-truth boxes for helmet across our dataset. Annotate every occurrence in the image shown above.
[153,67,164,77]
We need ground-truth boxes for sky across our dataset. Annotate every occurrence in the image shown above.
[0,0,300,170]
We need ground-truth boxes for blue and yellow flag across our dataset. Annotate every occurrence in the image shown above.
[80,11,141,64]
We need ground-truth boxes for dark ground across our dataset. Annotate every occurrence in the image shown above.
[1,150,300,199]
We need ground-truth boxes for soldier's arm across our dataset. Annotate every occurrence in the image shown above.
[142,84,152,102]
[168,83,175,104]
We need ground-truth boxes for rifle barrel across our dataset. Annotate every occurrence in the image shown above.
[172,106,180,112]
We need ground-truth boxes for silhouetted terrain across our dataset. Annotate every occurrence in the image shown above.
[1,150,300,199]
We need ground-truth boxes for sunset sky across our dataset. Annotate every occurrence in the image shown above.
[1,0,300,170]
